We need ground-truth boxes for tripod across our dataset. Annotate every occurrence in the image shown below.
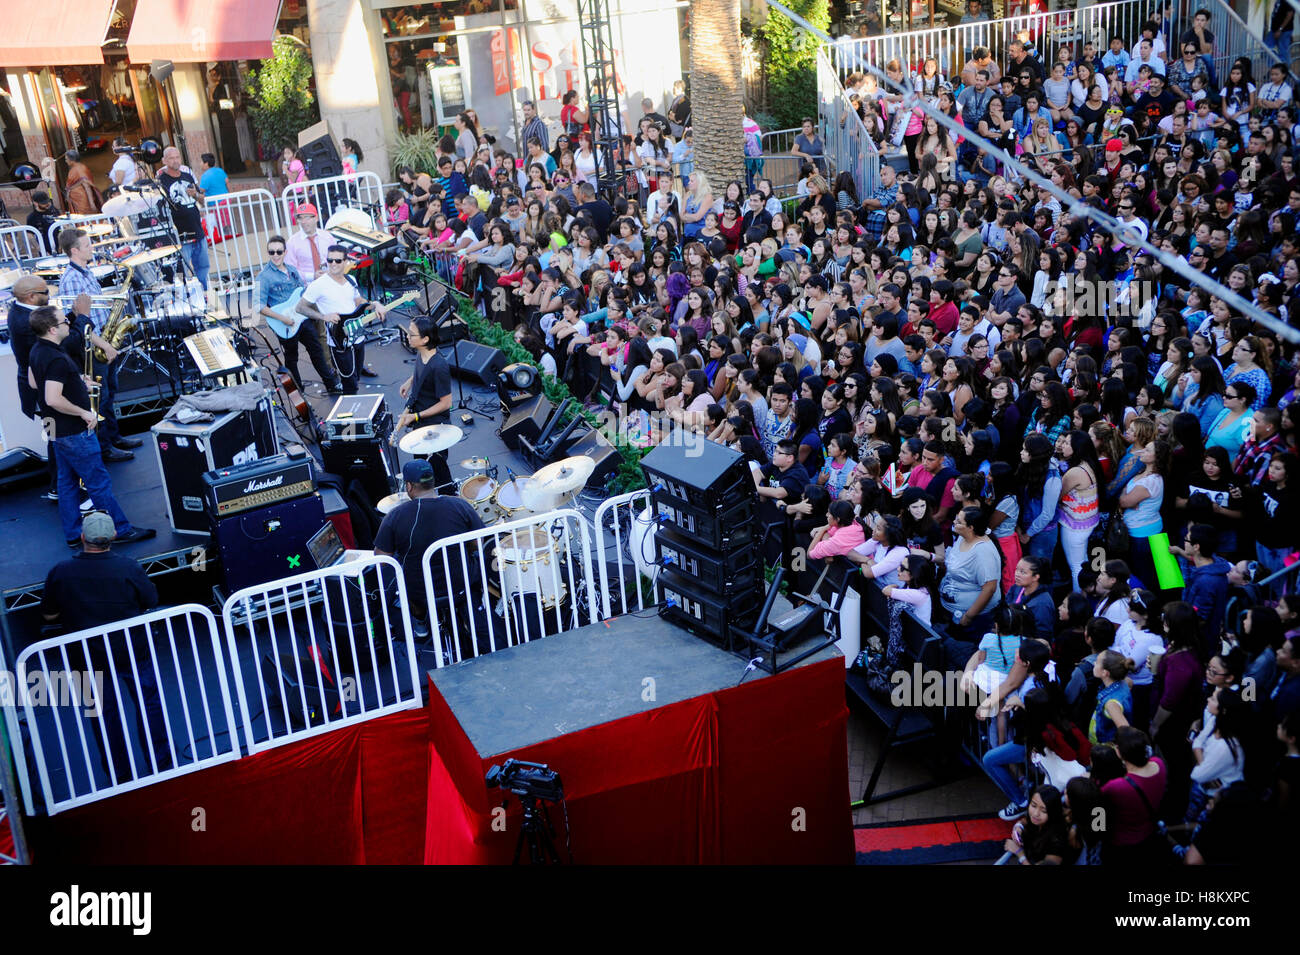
[508,794,562,865]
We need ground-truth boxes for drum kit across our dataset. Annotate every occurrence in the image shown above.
[381,422,595,614]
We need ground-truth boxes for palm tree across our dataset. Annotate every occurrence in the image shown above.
[689,0,747,186]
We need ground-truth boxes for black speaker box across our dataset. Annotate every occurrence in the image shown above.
[564,428,622,489]
[499,395,555,451]
[298,120,343,179]
[658,568,761,651]
[654,527,762,594]
[449,340,507,386]
[321,433,398,504]
[641,440,753,511]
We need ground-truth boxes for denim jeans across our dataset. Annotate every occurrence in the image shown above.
[983,740,1028,806]
[1026,524,1059,564]
[54,430,132,542]
[91,357,120,451]
[1264,30,1293,63]
[183,237,210,290]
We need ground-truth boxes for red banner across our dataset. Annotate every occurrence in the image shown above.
[491,28,524,96]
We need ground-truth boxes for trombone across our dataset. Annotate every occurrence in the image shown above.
[82,321,104,423]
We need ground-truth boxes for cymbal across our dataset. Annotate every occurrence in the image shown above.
[398,424,463,455]
[91,236,132,248]
[377,491,410,514]
[103,193,151,217]
[459,455,491,472]
[531,455,595,495]
[122,244,181,267]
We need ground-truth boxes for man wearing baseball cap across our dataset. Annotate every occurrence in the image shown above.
[374,459,486,636]
[42,510,172,783]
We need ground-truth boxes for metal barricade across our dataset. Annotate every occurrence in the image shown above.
[593,489,655,618]
[221,555,421,755]
[421,508,600,668]
[761,127,801,155]
[0,225,46,266]
[8,604,239,816]
[204,187,282,299]
[46,213,116,254]
[280,171,391,235]
[818,47,882,200]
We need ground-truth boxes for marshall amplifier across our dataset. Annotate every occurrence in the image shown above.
[203,453,316,519]
[210,492,329,594]
[152,399,279,534]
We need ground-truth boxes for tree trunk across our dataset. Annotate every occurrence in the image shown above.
[690,0,747,187]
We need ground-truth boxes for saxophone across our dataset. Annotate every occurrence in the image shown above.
[93,263,135,363]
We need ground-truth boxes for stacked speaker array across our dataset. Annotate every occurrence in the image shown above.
[640,442,762,650]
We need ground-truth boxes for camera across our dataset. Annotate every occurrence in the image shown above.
[485,758,564,801]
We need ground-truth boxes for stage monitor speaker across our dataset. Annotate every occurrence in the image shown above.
[449,340,506,387]
[297,119,343,179]
[499,395,555,451]
[564,428,621,489]
[321,431,398,505]
[641,439,753,511]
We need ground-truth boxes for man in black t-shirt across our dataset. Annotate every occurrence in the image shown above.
[26,190,58,245]
[375,459,486,630]
[574,182,614,243]
[397,315,454,490]
[156,146,209,289]
[755,438,811,567]
[26,306,154,548]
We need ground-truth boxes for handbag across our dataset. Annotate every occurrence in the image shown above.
[1104,511,1131,553]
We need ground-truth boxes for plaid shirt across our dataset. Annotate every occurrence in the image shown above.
[1233,432,1286,485]
[863,183,899,238]
[57,262,109,333]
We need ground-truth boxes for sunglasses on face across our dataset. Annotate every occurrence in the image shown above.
[328,257,346,264]
[268,248,285,255]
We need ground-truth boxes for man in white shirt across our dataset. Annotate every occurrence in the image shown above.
[283,203,344,379]
[1125,39,1166,85]
[295,244,391,393]
[109,139,138,190]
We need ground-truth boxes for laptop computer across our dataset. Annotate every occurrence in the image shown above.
[306,522,372,569]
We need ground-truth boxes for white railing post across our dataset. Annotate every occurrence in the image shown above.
[593,489,655,618]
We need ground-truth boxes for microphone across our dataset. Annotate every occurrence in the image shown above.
[123,183,147,192]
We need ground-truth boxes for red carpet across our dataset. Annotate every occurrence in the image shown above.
[855,814,1008,864]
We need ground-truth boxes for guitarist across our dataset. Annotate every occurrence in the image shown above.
[295,245,391,394]
[255,235,344,395]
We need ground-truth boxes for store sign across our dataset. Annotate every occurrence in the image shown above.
[490,27,525,96]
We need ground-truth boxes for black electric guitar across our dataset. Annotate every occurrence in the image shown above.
[328,290,418,350]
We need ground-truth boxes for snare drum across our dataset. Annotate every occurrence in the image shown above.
[459,475,500,523]
[493,526,568,609]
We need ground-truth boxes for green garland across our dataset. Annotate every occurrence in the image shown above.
[403,262,649,493]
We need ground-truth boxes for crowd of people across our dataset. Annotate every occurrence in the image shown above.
[368,11,1300,864]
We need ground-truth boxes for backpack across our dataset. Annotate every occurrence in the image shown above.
[743,126,762,158]
[1068,658,1102,728]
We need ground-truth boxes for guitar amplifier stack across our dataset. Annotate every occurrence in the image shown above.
[641,441,762,650]
[203,450,326,594]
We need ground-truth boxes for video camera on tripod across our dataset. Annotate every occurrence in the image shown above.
[485,759,564,801]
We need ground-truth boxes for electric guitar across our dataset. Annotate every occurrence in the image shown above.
[263,288,308,339]
[328,290,418,349]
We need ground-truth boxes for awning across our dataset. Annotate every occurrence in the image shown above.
[0,0,115,68]
[126,0,280,63]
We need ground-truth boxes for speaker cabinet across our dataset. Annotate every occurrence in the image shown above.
[321,433,398,505]
[298,120,343,179]
[448,340,507,387]
[564,428,621,489]
[499,396,555,451]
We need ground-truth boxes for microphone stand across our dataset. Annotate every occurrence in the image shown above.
[433,302,493,422]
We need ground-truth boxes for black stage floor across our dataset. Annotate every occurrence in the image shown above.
[430,611,839,758]
[0,286,540,619]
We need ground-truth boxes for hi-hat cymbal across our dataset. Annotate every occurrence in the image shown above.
[459,455,490,472]
[103,193,151,217]
[81,221,115,237]
[398,424,463,455]
[91,236,132,248]
[122,244,181,267]
[531,455,595,495]
[377,491,410,514]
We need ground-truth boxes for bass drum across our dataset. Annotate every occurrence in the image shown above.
[493,526,568,611]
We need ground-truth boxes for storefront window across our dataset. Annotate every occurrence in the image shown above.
[382,1,518,133]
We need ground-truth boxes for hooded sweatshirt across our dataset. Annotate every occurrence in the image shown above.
[1179,555,1232,639]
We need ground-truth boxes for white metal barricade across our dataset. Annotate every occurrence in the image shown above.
[205,187,282,298]
[221,555,421,755]
[421,508,599,668]
[0,225,46,265]
[280,171,390,234]
[9,604,239,816]
[593,490,656,619]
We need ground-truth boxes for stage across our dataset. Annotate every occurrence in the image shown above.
[23,614,853,864]
[0,282,537,644]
